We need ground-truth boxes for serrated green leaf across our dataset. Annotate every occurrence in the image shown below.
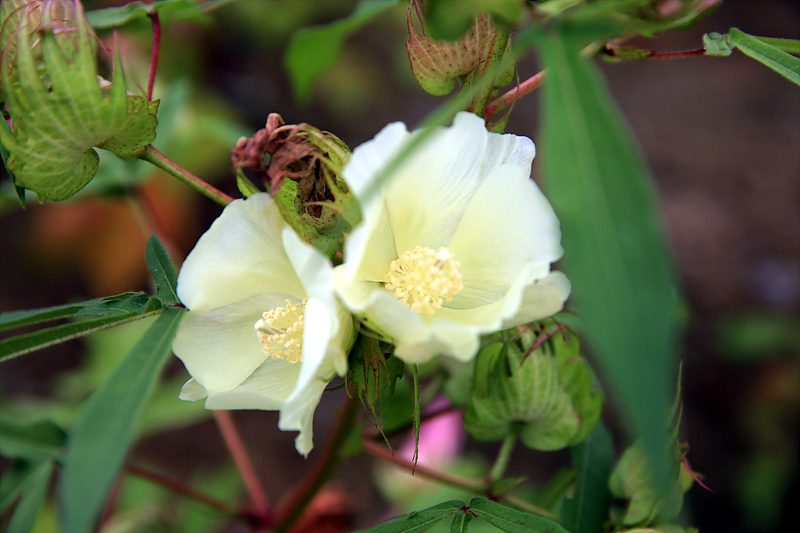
[0,1,158,201]
[0,418,66,462]
[58,306,184,533]
[0,312,150,363]
[145,234,180,305]
[702,32,732,56]
[6,459,54,533]
[561,423,613,533]
[285,0,399,104]
[450,509,474,533]
[537,22,679,489]
[468,497,569,533]
[729,27,800,86]
[354,500,464,533]
[464,331,601,451]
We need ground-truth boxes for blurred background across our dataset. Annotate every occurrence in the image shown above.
[1,0,798,531]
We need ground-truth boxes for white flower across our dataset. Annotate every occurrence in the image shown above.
[333,112,570,364]
[172,193,354,456]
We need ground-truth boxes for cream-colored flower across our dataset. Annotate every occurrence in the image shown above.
[334,112,570,364]
[172,193,354,456]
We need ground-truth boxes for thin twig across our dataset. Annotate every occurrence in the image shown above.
[146,12,161,101]
[213,411,271,520]
[125,464,245,516]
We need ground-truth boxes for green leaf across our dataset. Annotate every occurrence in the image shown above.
[561,424,613,533]
[354,500,464,533]
[349,335,405,434]
[702,32,732,56]
[0,1,158,201]
[6,459,55,533]
[284,0,399,104]
[74,292,152,317]
[537,22,680,488]
[756,36,800,56]
[450,509,474,533]
[145,234,180,305]
[59,306,185,533]
[85,0,197,29]
[0,418,66,462]
[0,460,36,515]
[729,28,800,86]
[468,497,569,533]
[0,299,105,332]
[0,313,154,364]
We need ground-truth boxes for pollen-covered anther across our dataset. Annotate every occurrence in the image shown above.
[254,299,308,363]
[385,246,463,314]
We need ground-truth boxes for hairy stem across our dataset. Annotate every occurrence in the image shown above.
[125,464,244,516]
[272,392,359,533]
[135,145,234,206]
[485,70,546,121]
[213,411,271,520]
[146,12,161,101]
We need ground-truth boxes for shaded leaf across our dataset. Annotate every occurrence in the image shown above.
[0,418,66,462]
[354,500,464,533]
[0,1,158,201]
[561,424,614,533]
[450,509,474,533]
[74,292,152,317]
[0,298,106,332]
[537,21,680,487]
[6,459,55,533]
[85,0,196,29]
[145,234,180,305]
[729,27,800,86]
[0,460,37,515]
[0,313,151,363]
[285,0,399,104]
[468,497,569,533]
[58,306,185,533]
[236,171,260,197]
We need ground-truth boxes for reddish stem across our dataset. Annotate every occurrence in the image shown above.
[213,410,271,520]
[125,464,246,516]
[648,47,707,59]
[147,12,161,101]
[485,70,546,121]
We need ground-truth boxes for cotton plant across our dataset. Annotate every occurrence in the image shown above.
[1,0,793,532]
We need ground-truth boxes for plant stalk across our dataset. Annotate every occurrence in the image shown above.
[135,145,234,206]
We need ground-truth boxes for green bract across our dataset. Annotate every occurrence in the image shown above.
[463,328,602,451]
[0,0,158,202]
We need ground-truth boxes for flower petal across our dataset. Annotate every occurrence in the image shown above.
[446,162,563,309]
[503,270,571,327]
[177,194,305,313]
[385,112,536,253]
[179,378,208,401]
[172,293,289,392]
[202,358,302,411]
[279,378,328,456]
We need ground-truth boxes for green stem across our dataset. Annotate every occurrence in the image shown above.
[489,430,518,484]
[472,25,511,118]
[271,392,359,533]
[135,145,234,206]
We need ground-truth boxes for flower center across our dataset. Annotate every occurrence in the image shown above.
[384,246,463,314]
[254,299,307,363]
